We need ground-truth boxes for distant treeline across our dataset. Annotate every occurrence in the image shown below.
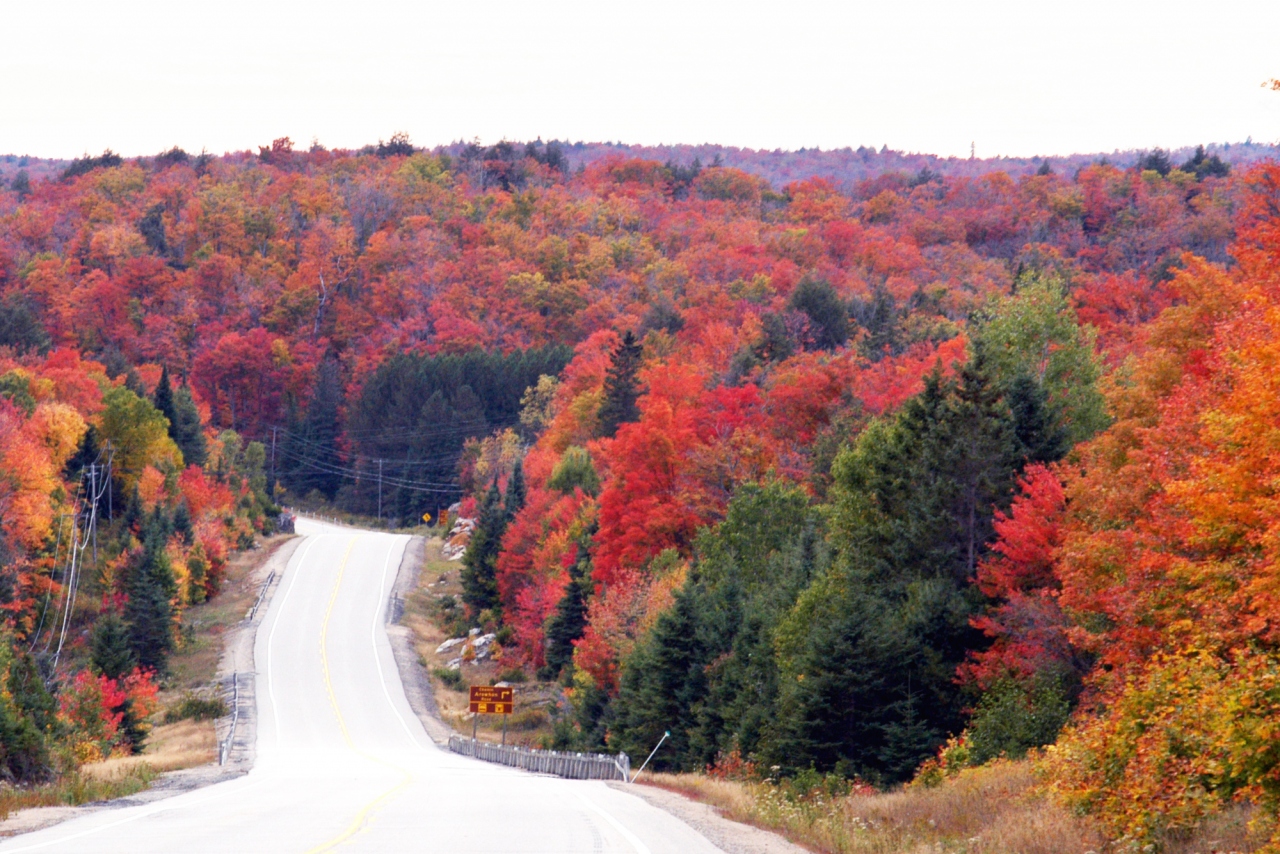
[278,346,570,520]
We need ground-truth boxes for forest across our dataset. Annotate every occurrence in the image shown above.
[0,132,1277,846]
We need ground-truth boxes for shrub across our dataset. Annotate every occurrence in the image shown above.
[164,693,228,723]
[433,668,464,691]
[967,675,1070,765]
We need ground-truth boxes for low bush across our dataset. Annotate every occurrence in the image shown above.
[433,667,465,691]
[164,694,228,723]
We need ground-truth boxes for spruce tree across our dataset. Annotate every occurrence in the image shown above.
[285,358,344,499]
[460,480,504,619]
[91,612,148,751]
[598,331,643,437]
[124,510,176,674]
[91,613,137,680]
[767,358,1025,783]
[503,459,526,518]
[171,383,207,467]
[173,500,194,545]
[613,588,707,769]
[153,366,176,435]
[541,523,596,680]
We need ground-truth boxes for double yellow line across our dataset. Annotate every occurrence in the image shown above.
[305,537,413,854]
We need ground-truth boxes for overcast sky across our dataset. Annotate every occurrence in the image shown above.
[2,0,1278,160]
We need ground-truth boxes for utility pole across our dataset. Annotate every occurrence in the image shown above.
[377,459,383,524]
[106,443,113,521]
[270,426,278,494]
[88,464,97,567]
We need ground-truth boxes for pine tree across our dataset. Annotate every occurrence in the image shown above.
[598,331,643,437]
[460,480,504,619]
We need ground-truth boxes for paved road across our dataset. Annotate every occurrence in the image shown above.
[0,520,722,853]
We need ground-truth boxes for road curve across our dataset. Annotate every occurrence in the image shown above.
[0,519,722,853]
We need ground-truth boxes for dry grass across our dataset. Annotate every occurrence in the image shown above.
[644,762,1272,854]
[0,766,156,822]
[645,762,1107,854]
[80,719,217,781]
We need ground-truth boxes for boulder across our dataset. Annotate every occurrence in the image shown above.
[436,637,466,655]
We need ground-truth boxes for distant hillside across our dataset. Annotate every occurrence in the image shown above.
[6,138,1277,193]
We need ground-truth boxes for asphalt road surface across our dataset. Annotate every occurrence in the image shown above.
[0,519,723,853]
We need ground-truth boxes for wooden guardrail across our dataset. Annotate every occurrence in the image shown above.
[449,735,629,780]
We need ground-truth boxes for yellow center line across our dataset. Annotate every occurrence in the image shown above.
[305,537,413,854]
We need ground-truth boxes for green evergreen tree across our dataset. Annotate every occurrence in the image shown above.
[540,523,596,680]
[171,383,207,467]
[503,459,526,518]
[0,293,50,356]
[1006,373,1068,464]
[610,483,826,771]
[153,366,176,436]
[91,613,137,680]
[768,359,1024,783]
[285,358,344,499]
[789,277,851,351]
[91,612,148,752]
[613,587,706,768]
[173,500,194,545]
[124,510,176,674]
[460,480,504,619]
[598,331,643,437]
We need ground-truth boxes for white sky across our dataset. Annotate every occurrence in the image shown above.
[1,0,1278,160]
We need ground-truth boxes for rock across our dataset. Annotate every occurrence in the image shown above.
[436,637,466,655]
[440,517,479,560]
[447,658,462,670]
[468,627,482,637]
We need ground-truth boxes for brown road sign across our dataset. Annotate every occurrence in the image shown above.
[469,685,513,715]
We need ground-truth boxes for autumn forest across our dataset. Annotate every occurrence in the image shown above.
[2,134,1279,846]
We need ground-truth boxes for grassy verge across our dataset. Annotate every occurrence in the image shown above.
[643,762,1103,854]
[641,761,1267,854]
[0,765,158,821]
[400,537,559,747]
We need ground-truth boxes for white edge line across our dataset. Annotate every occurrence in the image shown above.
[576,791,653,854]
[370,534,424,747]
